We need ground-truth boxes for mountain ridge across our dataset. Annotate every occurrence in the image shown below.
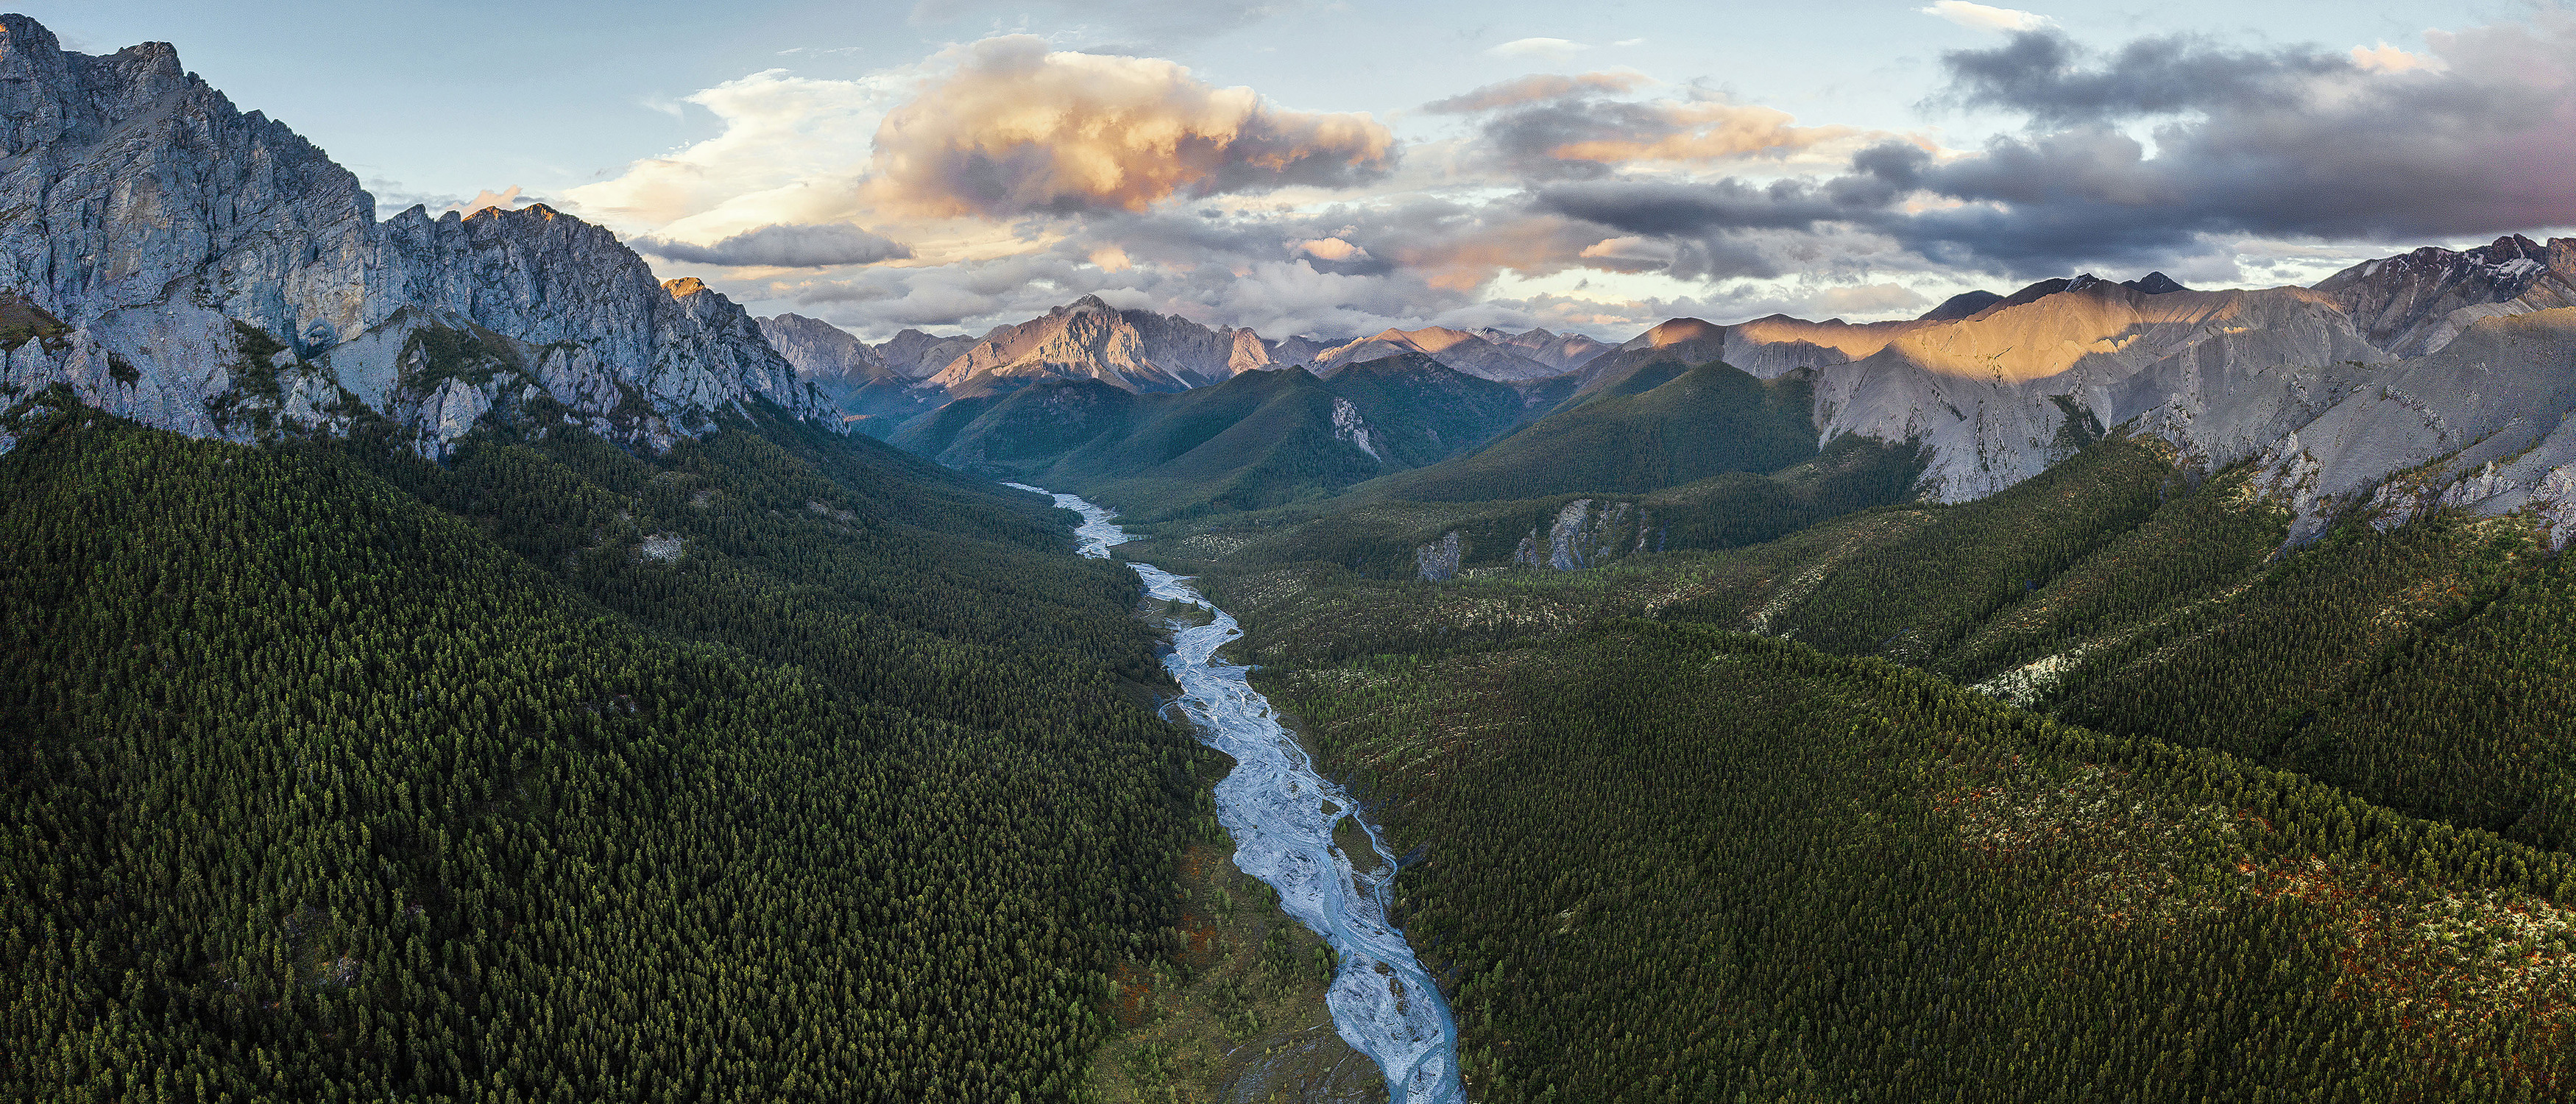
[0,14,832,457]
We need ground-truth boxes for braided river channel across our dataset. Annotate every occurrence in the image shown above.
[1009,486,1466,1104]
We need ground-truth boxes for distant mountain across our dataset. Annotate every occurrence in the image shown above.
[921,294,1275,397]
[1917,290,2004,322]
[1353,359,1821,504]
[1471,327,1613,371]
[760,313,893,387]
[901,353,1537,521]
[875,328,981,379]
[2315,235,2576,356]
[1311,326,1566,382]
[1267,334,1341,368]
[0,15,832,458]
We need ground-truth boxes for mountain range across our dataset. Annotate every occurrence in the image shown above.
[21,13,2576,1104]
[765,236,2576,562]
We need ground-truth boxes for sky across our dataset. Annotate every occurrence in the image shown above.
[23,0,2576,341]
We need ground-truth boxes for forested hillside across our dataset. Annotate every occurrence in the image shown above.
[1156,387,2576,1101]
[1264,622,2576,1103]
[0,389,1207,1103]
[898,358,1543,523]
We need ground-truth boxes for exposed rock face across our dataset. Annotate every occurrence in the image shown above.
[759,313,893,388]
[1655,249,2576,545]
[1312,326,1565,382]
[0,15,830,455]
[1513,499,1640,570]
[1415,530,1462,581]
[1328,397,1380,461]
[2314,236,2576,357]
[922,294,1269,397]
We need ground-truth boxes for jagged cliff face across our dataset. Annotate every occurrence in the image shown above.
[0,15,829,455]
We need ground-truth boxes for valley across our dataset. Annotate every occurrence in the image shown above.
[9,7,2576,1103]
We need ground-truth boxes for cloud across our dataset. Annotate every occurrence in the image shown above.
[1518,13,2576,277]
[1488,38,1590,60]
[567,68,897,231]
[1918,1,2052,33]
[2351,42,2439,73]
[1939,28,2352,124]
[1292,237,1370,261]
[1447,79,1855,180]
[1423,71,1650,114]
[631,223,914,268]
[863,36,1397,216]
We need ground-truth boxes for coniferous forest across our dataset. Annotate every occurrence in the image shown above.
[0,390,1208,1103]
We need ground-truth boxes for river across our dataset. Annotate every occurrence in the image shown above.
[1008,485,1466,1104]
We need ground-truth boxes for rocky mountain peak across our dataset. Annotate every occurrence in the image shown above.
[0,15,831,456]
[663,277,710,297]
[1627,317,1723,350]
[2315,234,2576,356]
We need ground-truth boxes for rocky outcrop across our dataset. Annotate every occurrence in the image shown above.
[0,15,832,456]
[1415,530,1462,581]
[1513,499,1641,570]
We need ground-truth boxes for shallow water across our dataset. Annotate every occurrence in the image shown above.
[1009,484,1465,1104]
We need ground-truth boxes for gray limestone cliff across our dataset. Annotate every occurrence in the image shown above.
[0,15,830,456]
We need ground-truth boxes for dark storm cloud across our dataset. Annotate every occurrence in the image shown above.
[1938,29,2353,126]
[1518,14,2576,278]
[631,223,914,268]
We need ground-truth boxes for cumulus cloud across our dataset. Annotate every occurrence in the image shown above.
[1432,74,1854,180]
[631,223,914,268]
[1292,237,1370,262]
[2350,42,2440,73]
[1919,1,2052,33]
[863,36,1396,216]
[566,68,896,232]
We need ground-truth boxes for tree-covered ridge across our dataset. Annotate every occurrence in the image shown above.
[1267,623,2576,1103]
[0,395,1203,1103]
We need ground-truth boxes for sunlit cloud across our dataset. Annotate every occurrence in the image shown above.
[2351,42,2440,73]
[863,36,1396,216]
[1919,1,2053,33]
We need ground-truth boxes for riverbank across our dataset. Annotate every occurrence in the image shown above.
[1015,485,1466,1104]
